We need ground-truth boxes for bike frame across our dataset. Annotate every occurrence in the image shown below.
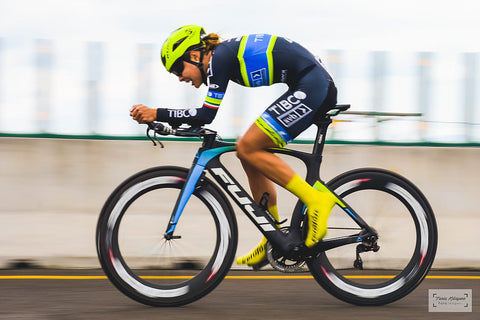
[164,113,378,257]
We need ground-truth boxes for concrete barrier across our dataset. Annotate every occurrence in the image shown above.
[0,137,478,269]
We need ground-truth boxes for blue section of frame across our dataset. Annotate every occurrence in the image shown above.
[165,146,236,234]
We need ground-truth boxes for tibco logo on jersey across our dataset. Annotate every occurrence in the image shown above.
[268,91,307,114]
[268,91,312,128]
[168,108,197,118]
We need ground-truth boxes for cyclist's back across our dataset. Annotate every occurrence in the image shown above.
[210,35,323,90]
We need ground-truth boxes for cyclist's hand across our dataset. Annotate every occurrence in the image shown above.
[130,104,156,123]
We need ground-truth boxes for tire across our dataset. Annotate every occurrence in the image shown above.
[96,166,238,306]
[307,168,437,305]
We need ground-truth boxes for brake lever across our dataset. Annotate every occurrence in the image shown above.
[146,126,165,148]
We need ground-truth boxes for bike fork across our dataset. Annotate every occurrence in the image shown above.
[163,146,235,239]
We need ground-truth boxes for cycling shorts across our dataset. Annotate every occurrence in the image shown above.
[255,66,337,147]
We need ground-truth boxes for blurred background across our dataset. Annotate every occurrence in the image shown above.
[0,0,479,269]
[1,0,479,142]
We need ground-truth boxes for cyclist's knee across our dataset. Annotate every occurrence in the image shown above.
[236,136,254,162]
[237,123,280,164]
[236,135,266,164]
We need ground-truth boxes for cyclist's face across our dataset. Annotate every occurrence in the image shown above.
[178,61,202,88]
[178,51,202,88]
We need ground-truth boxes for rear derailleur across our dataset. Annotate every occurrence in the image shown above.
[353,234,380,270]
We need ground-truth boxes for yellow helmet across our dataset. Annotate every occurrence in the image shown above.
[161,25,206,76]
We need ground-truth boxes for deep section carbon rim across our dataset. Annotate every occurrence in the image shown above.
[96,167,237,306]
[307,169,437,305]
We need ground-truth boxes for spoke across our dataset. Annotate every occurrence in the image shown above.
[328,226,362,230]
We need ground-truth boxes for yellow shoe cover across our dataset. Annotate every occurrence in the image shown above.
[304,192,336,247]
[236,237,268,266]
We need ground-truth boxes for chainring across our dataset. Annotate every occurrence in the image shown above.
[265,228,306,273]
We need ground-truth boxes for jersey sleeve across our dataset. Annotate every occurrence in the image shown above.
[202,43,236,111]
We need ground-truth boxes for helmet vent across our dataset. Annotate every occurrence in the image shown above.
[173,36,187,51]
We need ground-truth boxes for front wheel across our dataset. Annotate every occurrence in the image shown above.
[96,166,238,306]
[307,168,437,305]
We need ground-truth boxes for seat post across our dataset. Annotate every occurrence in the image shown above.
[311,104,350,155]
[312,117,332,156]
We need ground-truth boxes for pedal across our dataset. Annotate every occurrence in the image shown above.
[251,259,269,271]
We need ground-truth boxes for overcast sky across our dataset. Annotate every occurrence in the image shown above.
[2,0,479,51]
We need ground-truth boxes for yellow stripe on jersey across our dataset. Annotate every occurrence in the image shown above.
[237,34,277,87]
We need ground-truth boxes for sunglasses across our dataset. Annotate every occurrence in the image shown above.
[170,59,185,77]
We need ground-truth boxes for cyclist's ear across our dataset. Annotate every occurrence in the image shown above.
[189,51,201,62]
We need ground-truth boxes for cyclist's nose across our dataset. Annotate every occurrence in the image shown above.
[179,76,191,84]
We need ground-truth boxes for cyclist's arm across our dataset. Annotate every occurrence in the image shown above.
[130,104,215,126]
[155,106,217,126]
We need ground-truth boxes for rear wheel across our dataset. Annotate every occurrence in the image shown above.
[96,166,238,306]
[307,168,437,305]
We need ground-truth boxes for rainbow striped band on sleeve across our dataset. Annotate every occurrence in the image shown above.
[203,90,225,109]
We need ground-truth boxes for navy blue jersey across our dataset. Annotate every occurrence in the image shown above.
[203,34,322,111]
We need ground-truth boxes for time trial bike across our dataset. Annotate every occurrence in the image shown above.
[96,104,437,307]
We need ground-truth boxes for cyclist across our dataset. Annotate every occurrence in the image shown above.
[130,25,338,268]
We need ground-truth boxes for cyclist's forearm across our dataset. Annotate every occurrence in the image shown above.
[156,106,217,125]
